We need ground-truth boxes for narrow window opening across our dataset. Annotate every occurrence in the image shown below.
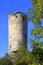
[16,16,17,18]
[23,16,25,21]
[10,45,11,48]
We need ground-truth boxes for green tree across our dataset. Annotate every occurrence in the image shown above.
[29,0,43,65]
[13,41,41,65]
[0,56,13,65]
[0,41,41,65]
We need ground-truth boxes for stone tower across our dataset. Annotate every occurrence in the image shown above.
[8,12,27,56]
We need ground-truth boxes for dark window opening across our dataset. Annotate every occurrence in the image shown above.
[23,16,24,21]
[10,45,11,48]
[16,16,17,18]
[12,50,18,53]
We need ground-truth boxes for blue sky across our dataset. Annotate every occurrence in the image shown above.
[0,0,33,57]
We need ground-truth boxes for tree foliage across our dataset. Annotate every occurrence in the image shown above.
[29,0,43,65]
[30,0,43,25]
[0,56,13,65]
[0,41,43,65]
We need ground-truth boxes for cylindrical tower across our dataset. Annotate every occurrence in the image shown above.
[8,12,27,55]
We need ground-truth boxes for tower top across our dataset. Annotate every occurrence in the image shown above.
[9,12,26,15]
[8,12,28,22]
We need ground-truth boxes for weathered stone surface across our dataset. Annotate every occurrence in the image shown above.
[8,12,27,55]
